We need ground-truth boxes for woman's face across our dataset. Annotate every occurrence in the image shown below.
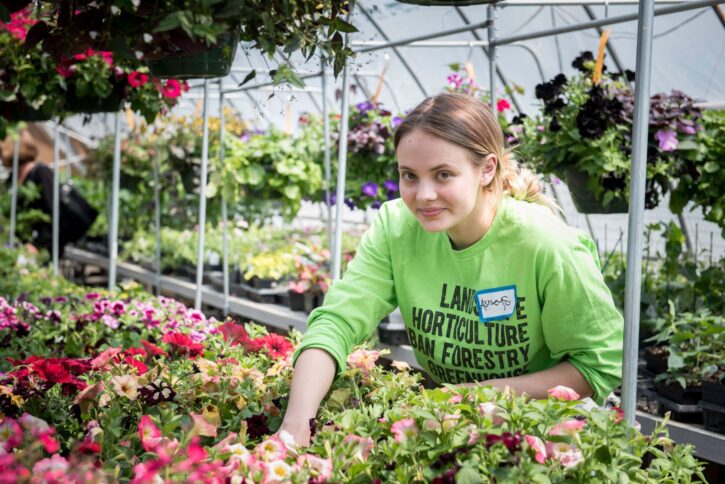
[396,128,496,238]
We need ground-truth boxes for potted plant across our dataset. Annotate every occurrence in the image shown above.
[288,247,332,314]
[669,109,725,235]
[0,7,63,136]
[16,0,357,81]
[517,52,703,213]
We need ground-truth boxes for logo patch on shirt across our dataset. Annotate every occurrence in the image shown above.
[475,285,517,322]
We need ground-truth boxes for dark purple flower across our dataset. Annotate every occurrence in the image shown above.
[344,198,356,210]
[356,101,375,113]
[371,201,382,210]
[245,414,270,439]
[54,296,68,304]
[361,182,379,198]
[383,180,398,192]
[655,129,678,151]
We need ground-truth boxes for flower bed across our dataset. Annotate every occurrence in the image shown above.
[0,248,706,482]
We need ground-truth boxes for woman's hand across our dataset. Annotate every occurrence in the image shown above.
[278,348,337,448]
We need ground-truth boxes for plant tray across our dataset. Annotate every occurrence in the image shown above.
[653,393,702,424]
[655,381,702,406]
[242,283,287,304]
[700,401,725,434]
[288,291,306,312]
[208,272,248,299]
[702,381,725,407]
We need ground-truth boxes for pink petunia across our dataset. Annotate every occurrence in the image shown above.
[547,385,580,401]
[189,412,217,438]
[347,349,380,376]
[343,435,374,462]
[525,435,547,464]
[138,415,163,452]
[549,419,586,436]
[297,454,333,482]
[546,441,583,468]
[390,418,418,443]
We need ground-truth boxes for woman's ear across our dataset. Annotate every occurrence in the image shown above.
[479,153,498,187]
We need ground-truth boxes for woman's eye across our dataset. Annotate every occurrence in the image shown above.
[437,171,452,179]
[401,172,416,181]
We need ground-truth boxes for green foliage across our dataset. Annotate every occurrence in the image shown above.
[670,110,725,234]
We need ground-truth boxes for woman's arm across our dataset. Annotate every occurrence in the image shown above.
[463,361,593,399]
[278,348,337,446]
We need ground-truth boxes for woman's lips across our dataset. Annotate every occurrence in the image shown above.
[418,208,444,217]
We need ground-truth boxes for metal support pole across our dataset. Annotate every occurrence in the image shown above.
[488,4,497,112]
[9,138,20,248]
[52,123,60,275]
[153,152,162,296]
[108,113,122,290]
[622,0,656,426]
[321,58,334,252]
[194,79,211,310]
[219,82,230,316]
[332,63,351,280]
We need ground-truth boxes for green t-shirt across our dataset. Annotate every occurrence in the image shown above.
[295,196,624,402]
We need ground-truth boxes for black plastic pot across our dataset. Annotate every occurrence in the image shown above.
[702,381,725,406]
[564,166,628,214]
[250,277,277,290]
[147,31,239,79]
[65,83,124,114]
[700,401,725,434]
[0,100,53,122]
[378,320,409,346]
[303,290,324,314]
[655,381,702,406]
[643,346,668,375]
[288,291,306,312]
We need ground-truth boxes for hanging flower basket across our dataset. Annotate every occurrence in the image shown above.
[65,83,125,114]
[0,99,53,122]
[147,31,239,79]
[564,166,628,214]
[396,0,500,4]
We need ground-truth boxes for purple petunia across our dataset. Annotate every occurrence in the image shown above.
[361,182,379,198]
[391,116,403,128]
[383,180,398,192]
[655,129,678,152]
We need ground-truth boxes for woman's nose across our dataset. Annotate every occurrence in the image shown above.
[416,179,437,201]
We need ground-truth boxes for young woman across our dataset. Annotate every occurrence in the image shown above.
[280,93,623,445]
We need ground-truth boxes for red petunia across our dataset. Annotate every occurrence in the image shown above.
[496,98,511,113]
[124,355,148,375]
[128,71,149,88]
[244,334,293,360]
[162,332,204,358]
[218,321,249,346]
[160,79,182,99]
[141,340,168,358]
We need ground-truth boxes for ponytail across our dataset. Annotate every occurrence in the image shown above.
[494,150,563,217]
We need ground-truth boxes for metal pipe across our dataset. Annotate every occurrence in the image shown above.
[108,113,122,289]
[321,58,334,252]
[194,79,211,310]
[153,151,162,296]
[356,2,428,98]
[352,0,718,54]
[496,0,721,46]
[9,138,19,248]
[488,4,497,112]
[52,123,60,275]
[622,0,656,426]
[454,6,524,114]
[332,62,352,280]
[219,82,230,316]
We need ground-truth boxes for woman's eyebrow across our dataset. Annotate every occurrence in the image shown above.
[398,163,454,172]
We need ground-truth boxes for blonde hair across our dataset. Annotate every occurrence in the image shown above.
[393,93,561,216]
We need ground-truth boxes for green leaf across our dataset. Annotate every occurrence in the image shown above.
[283,185,300,200]
[667,351,685,369]
[331,17,358,33]
[594,445,612,464]
[703,161,719,173]
[448,63,461,72]
[153,12,183,33]
[456,467,484,484]
[238,70,256,87]
[273,65,305,89]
